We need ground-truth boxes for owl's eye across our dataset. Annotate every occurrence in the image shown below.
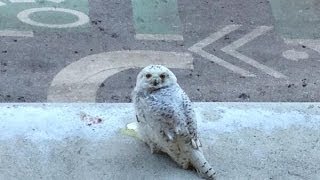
[145,74,152,79]
[159,74,166,79]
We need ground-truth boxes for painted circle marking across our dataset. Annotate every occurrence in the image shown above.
[282,49,309,61]
[17,7,89,28]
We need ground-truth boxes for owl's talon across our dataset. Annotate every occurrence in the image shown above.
[148,142,162,154]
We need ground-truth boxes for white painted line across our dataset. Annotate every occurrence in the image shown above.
[0,1,6,6]
[283,38,300,46]
[222,26,272,50]
[225,50,287,79]
[189,25,241,51]
[188,24,255,77]
[17,7,89,28]
[194,49,255,77]
[135,34,184,41]
[221,26,287,79]
[47,50,194,102]
[0,30,34,37]
[9,0,35,2]
[282,49,309,61]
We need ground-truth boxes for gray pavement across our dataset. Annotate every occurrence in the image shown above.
[0,103,320,179]
[0,0,320,102]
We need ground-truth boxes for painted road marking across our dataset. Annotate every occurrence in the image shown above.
[189,25,256,77]
[47,51,194,102]
[135,34,183,41]
[284,38,320,58]
[0,0,89,32]
[221,26,287,79]
[17,7,89,28]
[132,0,183,41]
[282,49,309,61]
[0,30,33,37]
[189,25,242,50]
[0,1,5,6]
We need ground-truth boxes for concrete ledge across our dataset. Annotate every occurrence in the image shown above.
[0,103,320,179]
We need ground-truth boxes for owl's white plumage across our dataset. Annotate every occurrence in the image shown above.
[132,65,216,179]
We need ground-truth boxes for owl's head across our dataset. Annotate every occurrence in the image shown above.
[135,65,177,91]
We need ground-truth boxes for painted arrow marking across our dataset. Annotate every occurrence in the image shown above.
[189,25,256,77]
[0,1,6,6]
[221,26,287,79]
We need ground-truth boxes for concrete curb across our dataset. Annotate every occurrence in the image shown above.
[0,103,320,179]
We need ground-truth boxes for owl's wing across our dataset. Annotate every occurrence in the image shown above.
[179,89,203,149]
[151,88,200,147]
[133,91,149,124]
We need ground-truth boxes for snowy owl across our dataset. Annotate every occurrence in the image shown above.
[132,65,216,179]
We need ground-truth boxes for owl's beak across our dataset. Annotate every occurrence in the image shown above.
[152,78,160,86]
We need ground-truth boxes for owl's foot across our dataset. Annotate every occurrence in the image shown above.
[160,129,176,142]
[147,142,162,154]
[180,161,191,169]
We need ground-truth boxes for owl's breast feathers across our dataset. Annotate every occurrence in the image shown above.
[147,85,186,115]
[138,85,197,142]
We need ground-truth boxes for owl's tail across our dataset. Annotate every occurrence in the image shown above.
[190,149,216,180]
